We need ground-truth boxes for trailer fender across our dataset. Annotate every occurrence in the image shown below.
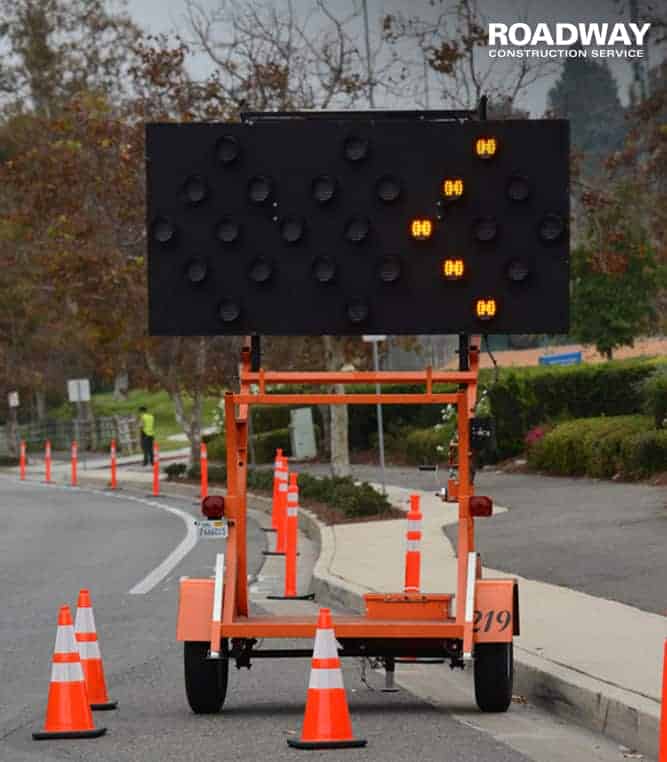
[473,579,519,643]
[177,578,215,642]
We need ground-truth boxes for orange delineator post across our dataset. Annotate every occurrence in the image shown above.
[275,457,289,554]
[200,442,208,498]
[45,440,52,484]
[71,441,78,487]
[285,474,299,597]
[660,639,667,762]
[404,494,422,593]
[20,440,26,480]
[152,443,160,496]
[110,439,117,490]
[270,449,284,530]
[267,472,314,600]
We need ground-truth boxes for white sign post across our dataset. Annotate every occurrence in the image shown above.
[67,379,91,464]
[362,336,387,495]
[7,391,19,457]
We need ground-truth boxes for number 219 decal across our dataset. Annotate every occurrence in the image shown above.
[473,608,512,634]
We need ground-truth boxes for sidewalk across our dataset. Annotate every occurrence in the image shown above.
[9,460,665,758]
[309,483,665,760]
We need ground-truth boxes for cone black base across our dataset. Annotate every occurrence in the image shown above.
[91,700,118,711]
[267,593,315,600]
[287,738,367,750]
[33,727,107,740]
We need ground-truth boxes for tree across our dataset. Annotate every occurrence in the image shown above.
[571,186,663,359]
[547,54,627,177]
[0,0,141,114]
[382,0,552,110]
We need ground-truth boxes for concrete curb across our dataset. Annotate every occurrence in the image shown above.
[251,494,661,760]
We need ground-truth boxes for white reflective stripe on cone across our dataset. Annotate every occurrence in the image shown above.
[74,607,96,634]
[51,661,85,683]
[287,507,298,517]
[287,496,298,506]
[77,640,101,660]
[406,539,420,551]
[308,668,344,690]
[407,520,421,532]
[54,625,77,654]
[278,471,288,481]
[313,627,338,659]
[279,483,288,492]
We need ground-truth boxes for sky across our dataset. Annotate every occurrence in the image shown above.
[126,0,665,115]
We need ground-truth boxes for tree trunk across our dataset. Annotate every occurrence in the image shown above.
[323,336,350,477]
[35,390,47,422]
[7,407,19,457]
[113,370,129,401]
[317,404,331,459]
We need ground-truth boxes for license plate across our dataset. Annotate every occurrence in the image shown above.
[195,520,228,539]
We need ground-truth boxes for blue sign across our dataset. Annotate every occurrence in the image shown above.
[538,351,582,366]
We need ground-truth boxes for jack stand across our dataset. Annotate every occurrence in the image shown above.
[382,657,399,693]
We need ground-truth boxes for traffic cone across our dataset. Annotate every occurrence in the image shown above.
[288,608,366,750]
[74,589,117,710]
[33,605,106,740]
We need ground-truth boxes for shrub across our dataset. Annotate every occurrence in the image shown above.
[188,463,227,484]
[640,368,667,429]
[246,468,274,491]
[527,415,661,479]
[252,428,291,463]
[524,425,550,450]
[383,422,455,465]
[164,462,187,480]
[0,455,19,467]
[246,469,391,518]
[620,430,667,478]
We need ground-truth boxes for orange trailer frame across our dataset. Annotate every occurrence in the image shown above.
[177,336,519,677]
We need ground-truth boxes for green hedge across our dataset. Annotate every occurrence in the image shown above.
[383,421,456,465]
[489,358,665,458]
[641,368,667,429]
[206,427,291,464]
[527,415,666,479]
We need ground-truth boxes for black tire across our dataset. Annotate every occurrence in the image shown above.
[184,641,229,714]
[474,642,513,712]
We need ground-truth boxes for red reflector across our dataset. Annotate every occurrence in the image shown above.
[470,496,493,517]
[202,495,225,519]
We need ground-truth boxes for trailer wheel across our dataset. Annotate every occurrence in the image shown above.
[184,641,229,714]
[474,642,513,713]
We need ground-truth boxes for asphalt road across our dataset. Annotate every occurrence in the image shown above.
[0,477,637,762]
[297,463,667,615]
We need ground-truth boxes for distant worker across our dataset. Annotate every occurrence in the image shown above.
[139,406,155,466]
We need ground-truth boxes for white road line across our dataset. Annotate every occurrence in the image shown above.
[126,499,198,595]
[5,476,198,595]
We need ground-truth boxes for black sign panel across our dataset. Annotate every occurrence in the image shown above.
[146,117,569,335]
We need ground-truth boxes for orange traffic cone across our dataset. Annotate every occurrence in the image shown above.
[74,589,117,710]
[33,605,106,740]
[288,608,366,750]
